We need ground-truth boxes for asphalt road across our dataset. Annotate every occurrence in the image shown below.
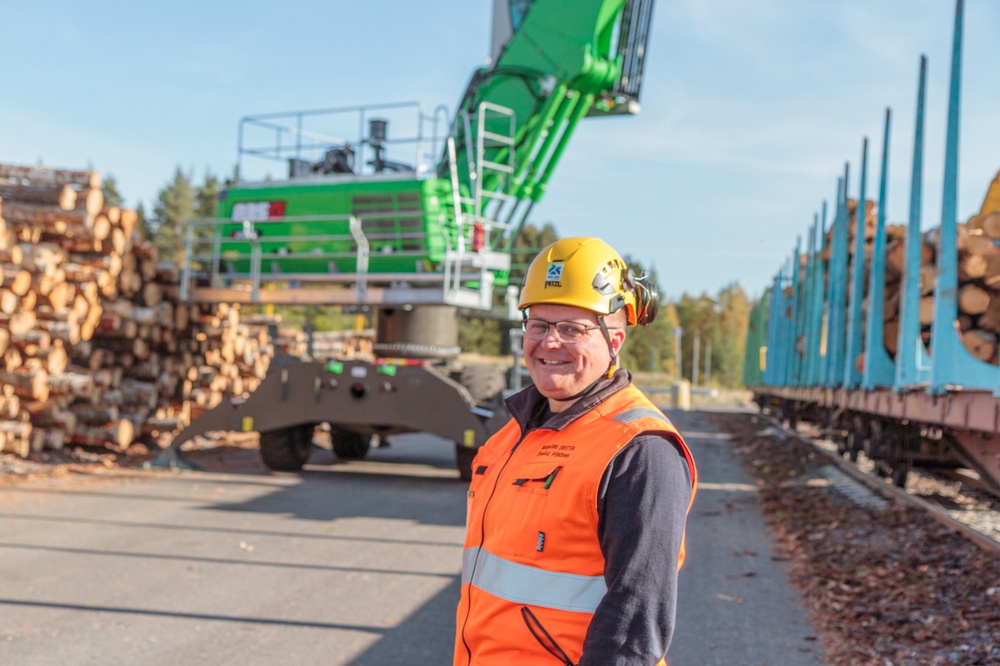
[0,410,826,665]
[667,409,827,666]
[0,435,467,665]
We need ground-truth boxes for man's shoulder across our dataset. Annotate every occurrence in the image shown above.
[608,433,691,484]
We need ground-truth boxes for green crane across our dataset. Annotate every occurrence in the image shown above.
[164,0,657,478]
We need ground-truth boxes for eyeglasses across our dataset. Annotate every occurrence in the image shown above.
[522,317,602,342]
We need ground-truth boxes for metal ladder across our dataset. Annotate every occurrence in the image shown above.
[442,102,516,310]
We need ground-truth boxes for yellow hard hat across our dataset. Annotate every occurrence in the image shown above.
[518,237,658,326]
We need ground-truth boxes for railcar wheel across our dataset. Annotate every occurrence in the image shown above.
[816,408,832,432]
[891,460,911,488]
[259,424,315,471]
[786,408,799,431]
[840,431,854,458]
[774,404,786,427]
[865,418,884,462]
[775,401,791,429]
[331,429,371,460]
[888,426,914,488]
[843,415,865,463]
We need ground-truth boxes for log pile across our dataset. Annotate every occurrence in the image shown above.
[789,170,1000,371]
[879,173,1000,364]
[159,301,276,426]
[818,199,898,263]
[273,327,375,361]
[0,163,280,458]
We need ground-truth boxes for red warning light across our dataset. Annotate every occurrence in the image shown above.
[268,201,287,218]
[470,222,484,251]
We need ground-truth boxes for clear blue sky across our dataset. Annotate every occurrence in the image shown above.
[3,1,999,300]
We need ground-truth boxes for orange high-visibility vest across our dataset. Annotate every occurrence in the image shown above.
[454,384,697,665]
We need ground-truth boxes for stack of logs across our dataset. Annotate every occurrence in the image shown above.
[274,327,375,361]
[0,163,279,458]
[882,213,1000,364]
[796,170,1000,368]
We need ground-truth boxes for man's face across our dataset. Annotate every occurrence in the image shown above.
[522,303,625,412]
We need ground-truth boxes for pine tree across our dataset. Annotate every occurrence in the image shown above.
[509,221,559,286]
[102,174,125,208]
[151,167,195,264]
[134,203,150,240]
[655,301,681,378]
[674,292,718,384]
[196,171,220,218]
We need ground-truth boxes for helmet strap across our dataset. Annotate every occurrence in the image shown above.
[549,375,605,403]
[598,317,617,379]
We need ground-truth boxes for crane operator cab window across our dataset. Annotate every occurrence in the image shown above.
[509,0,536,29]
[490,0,538,61]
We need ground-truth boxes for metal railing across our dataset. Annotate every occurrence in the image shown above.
[179,210,510,308]
[180,214,370,302]
[235,102,450,181]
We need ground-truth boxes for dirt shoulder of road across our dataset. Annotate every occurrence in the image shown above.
[705,410,1000,666]
[0,434,267,487]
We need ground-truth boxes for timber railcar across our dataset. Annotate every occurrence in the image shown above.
[744,0,1000,495]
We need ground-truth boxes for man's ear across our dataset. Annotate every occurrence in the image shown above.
[610,329,627,355]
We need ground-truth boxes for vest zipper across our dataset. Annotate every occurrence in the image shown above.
[459,430,530,663]
[520,606,575,665]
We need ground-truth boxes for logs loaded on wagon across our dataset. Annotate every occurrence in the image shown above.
[0,163,283,458]
[789,170,1000,370]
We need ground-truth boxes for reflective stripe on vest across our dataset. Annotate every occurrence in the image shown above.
[612,407,668,424]
[463,547,607,613]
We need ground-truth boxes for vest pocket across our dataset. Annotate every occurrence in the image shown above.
[520,606,575,666]
[505,464,562,558]
[511,465,562,491]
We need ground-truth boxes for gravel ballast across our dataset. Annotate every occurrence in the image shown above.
[710,411,1000,666]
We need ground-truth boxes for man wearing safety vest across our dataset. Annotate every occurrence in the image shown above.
[455,237,697,665]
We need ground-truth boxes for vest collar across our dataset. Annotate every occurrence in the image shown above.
[506,369,634,432]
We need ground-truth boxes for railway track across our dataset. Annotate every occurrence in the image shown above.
[726,408,1000,664]
[774,418,1000,556]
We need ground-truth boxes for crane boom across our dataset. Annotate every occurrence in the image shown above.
[445,0,655,250]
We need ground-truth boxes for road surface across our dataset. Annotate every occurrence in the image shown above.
[0,435,465,664]
[0,411,825,665]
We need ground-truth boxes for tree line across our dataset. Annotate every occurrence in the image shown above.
[112,169,753,388]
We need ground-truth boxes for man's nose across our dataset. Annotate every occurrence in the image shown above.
[540,325,565,343]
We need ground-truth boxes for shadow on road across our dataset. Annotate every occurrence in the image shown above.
[203,467,467,527]
[343,576,461,665]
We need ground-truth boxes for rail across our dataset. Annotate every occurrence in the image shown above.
[763,413,1000,555]
[181,214,364,301]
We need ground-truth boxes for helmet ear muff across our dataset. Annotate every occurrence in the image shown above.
[633,276,658,326]
[623,268,636,291]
